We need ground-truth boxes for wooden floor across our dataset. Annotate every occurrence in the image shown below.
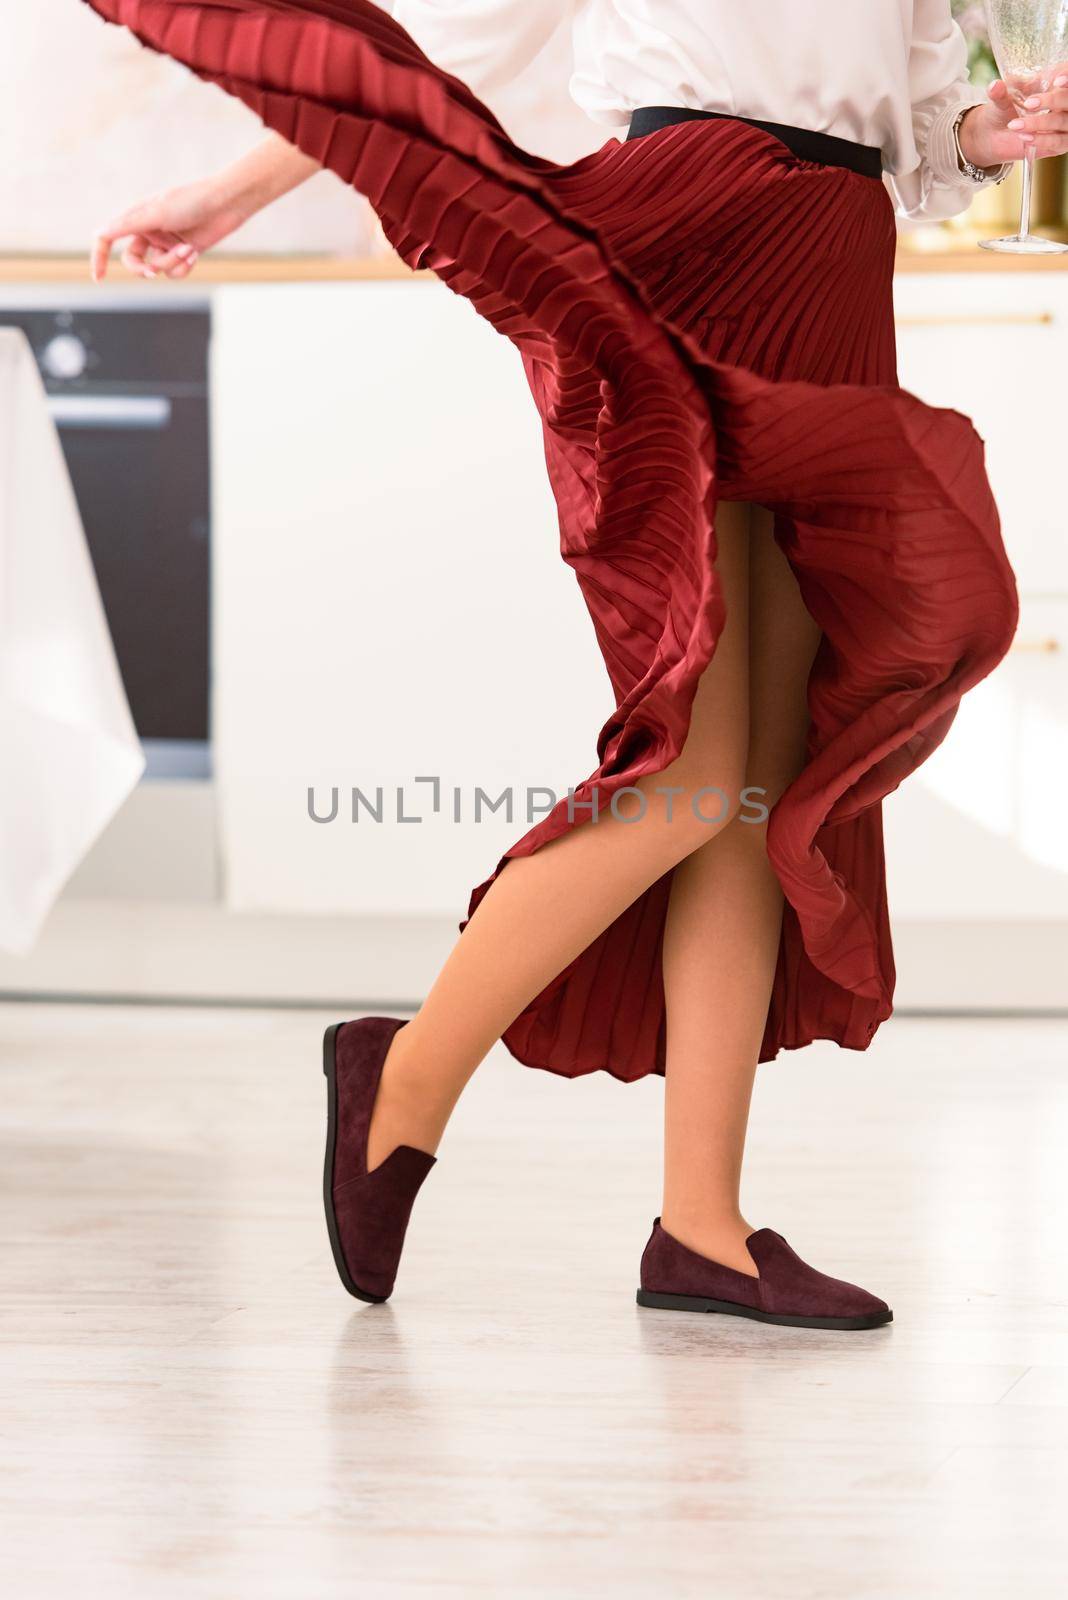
[2,1003,1067,1598]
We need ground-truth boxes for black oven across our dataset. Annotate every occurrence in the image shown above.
[0,296,212,777]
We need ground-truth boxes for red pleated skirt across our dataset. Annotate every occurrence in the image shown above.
[84,0,1020,1080]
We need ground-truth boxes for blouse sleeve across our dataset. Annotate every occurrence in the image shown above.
[889,0,1010,221]
[387,1,572,97]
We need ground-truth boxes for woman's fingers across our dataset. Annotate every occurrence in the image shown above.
[1000,131,1068,159]
[91,203,153,281]
[91,201,191,281]
[1030,134,1068,159]
[163,248,200,279]
[93,221,199,282]
[1007,109,1068,134]
[1008,81,1068,122]
[1008,109,1068,131]
[90,226,120,282]
[148,239,198,274]
[996,128,1068,158]
[145,239,201,278]
[120,242,152,279]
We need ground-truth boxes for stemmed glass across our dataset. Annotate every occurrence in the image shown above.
[981,0,1068,253]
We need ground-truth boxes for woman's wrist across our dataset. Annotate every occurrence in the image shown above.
[955,105,1004,175]
[216,133,321,221]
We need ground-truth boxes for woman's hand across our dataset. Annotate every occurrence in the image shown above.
[90,133,321,281]
[958,69,1068,171]
[91,174,252,281]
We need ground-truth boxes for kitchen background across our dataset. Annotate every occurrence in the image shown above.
[1,1,1066,1013]
[7,13,1068,1595]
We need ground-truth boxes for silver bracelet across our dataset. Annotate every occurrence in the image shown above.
[952,106,1005,185]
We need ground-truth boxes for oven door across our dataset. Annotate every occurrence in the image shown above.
[0,298,215,777]
[52,386,211,750]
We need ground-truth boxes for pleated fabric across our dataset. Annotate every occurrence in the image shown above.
[82,0,1019,1079]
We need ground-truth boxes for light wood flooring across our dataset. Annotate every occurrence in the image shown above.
[2,1003,1067,1598]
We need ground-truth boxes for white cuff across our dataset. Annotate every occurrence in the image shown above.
[925,99,1011,189]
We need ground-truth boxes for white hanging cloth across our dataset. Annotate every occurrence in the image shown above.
[0,328,144,953]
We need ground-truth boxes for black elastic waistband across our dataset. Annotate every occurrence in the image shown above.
[625,106,883,181]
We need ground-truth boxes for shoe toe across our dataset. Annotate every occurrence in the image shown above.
[838,1281,891,1320]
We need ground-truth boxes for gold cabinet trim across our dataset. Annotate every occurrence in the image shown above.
[897,311,1055,327]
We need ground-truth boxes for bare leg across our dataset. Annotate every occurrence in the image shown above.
[368,503,754,1168]
[660,508,821,1274]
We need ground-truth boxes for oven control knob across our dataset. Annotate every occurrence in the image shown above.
[41,333,88,380]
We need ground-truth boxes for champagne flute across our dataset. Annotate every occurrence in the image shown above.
[981,0,1068,253]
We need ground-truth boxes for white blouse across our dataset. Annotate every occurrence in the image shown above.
[388,1,1006,220]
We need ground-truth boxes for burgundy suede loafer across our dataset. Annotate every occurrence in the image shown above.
[322,1016,436,1304]
[637,1219,892,1330]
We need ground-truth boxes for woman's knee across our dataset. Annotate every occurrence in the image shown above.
[625,762,748,863]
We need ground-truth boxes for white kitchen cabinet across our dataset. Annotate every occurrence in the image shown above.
[893,271,1068,597]
[887,270,1068,949]
[883,597,1068,920]
[211,279,608,917]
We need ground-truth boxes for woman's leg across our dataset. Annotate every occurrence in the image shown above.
[367,503,754,1168]
[660,508,822,1274]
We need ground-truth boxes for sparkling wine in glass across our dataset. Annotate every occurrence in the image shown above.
[981,0,1068,252]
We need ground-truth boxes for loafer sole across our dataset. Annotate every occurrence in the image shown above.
[636,1288,892,1330]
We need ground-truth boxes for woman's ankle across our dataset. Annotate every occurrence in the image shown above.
[658,1206,759,1277]
[366,1022,460,1169]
